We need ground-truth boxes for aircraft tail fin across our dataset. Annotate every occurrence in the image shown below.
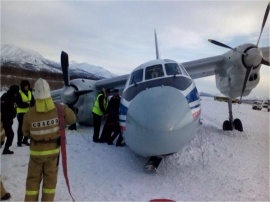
[154,29,160,59]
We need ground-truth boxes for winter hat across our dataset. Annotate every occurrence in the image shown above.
[20,80,30,89]
[33,78,51,100]
[8,85,19,95]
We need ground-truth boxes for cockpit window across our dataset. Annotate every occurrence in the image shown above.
[129,69,143,85]
[145,64,164,80]
[165,63,182,76]
[179,63,189,76]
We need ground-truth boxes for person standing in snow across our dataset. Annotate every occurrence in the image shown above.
[91,88,110,143]
[105,89,125,146]
[22,78,76,202]
[1,85,20,154]
[0,176,11,201]
[16,80,35,147]
[0,114,12,200]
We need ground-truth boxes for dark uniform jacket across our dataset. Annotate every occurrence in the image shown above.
[106,95,121,124]
[1,89,18,124]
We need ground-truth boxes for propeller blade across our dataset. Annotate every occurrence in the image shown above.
[61,51,70,86]
[74,90,93,96]
[208,39,234,50]
[257,2,270,46]
[240,66,253,102]
[208,39,247,56]
[261,58,270,66]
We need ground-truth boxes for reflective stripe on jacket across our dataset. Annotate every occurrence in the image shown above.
[92,93,108,116]
[17,90,32,113]
[22,104,76,157]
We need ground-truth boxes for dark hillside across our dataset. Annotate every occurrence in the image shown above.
[1,65,99,90]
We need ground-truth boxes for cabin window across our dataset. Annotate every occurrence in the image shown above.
[145,64,164,80]
[129,69,143,85]
[165,63,182,76]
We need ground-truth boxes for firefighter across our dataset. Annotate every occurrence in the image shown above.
[22,78,76,202]
[1,85,20,154]
[16,80,35,146]
[91,88,110,143]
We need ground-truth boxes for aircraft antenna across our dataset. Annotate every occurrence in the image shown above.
[154,29,160,59]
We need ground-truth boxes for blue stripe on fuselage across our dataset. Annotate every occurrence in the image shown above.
[185,87,200,104]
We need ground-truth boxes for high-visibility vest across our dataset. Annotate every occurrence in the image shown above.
[17,90,32,113]
[92,93,108,116]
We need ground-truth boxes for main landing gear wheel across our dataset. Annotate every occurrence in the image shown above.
[223,120,233,131]
[222,119,243,132]
[223,98,243,132]
[233,118,243,132]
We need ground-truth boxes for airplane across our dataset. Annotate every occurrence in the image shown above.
[51,2,269,171]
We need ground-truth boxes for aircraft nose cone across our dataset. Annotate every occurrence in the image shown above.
[128,87,190,131]
[124,86,197,157]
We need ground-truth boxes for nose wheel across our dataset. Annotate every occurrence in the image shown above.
[223,98,243,132]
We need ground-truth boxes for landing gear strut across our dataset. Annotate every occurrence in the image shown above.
[223,98,243,132]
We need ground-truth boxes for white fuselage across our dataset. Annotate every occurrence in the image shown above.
[120,59,201,157]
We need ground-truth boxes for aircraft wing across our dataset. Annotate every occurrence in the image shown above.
[182,55,225,79]
[95,74,129,93]
[183,46,269,80]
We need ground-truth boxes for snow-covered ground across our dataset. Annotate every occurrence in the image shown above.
[1,97,269,201]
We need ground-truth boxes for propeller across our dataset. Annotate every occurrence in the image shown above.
[208,2,269,101]
[60,51,94,105]
[61,51,70,86]
[208,39,246,56]
[239,66,253,102]
[261,58,270,66]
[257,2,270,46]
[74,90,93,96]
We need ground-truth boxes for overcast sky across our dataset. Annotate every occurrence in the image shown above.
[1,1,269,98]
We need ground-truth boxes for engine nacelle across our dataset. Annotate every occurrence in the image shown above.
[216,43,261,98]
[62,79,97,126]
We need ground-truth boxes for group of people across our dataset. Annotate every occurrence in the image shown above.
[1,80,34,155]
[92,88,125,147]
[1,78,76,201]
[1,78,125,201]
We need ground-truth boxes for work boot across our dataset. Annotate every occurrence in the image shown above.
[2,149,14,155]
[93,138,99,143]
[22,141,30,146]
[1,193,11,200]
[116,142,126,147]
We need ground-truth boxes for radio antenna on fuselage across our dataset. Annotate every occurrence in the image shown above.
[154,29,160,59]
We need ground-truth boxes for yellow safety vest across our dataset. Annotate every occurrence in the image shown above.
[92,93,108,116]
[17,90,32,113]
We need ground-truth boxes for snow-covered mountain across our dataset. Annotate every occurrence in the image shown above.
[0,44,116,79]
[70,61,117,79]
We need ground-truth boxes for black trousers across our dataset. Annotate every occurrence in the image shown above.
[92,113,102,141]
[99,121,111,143]
[17,113,28,144]
[110,124,123,145]
[2,122,14,149]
